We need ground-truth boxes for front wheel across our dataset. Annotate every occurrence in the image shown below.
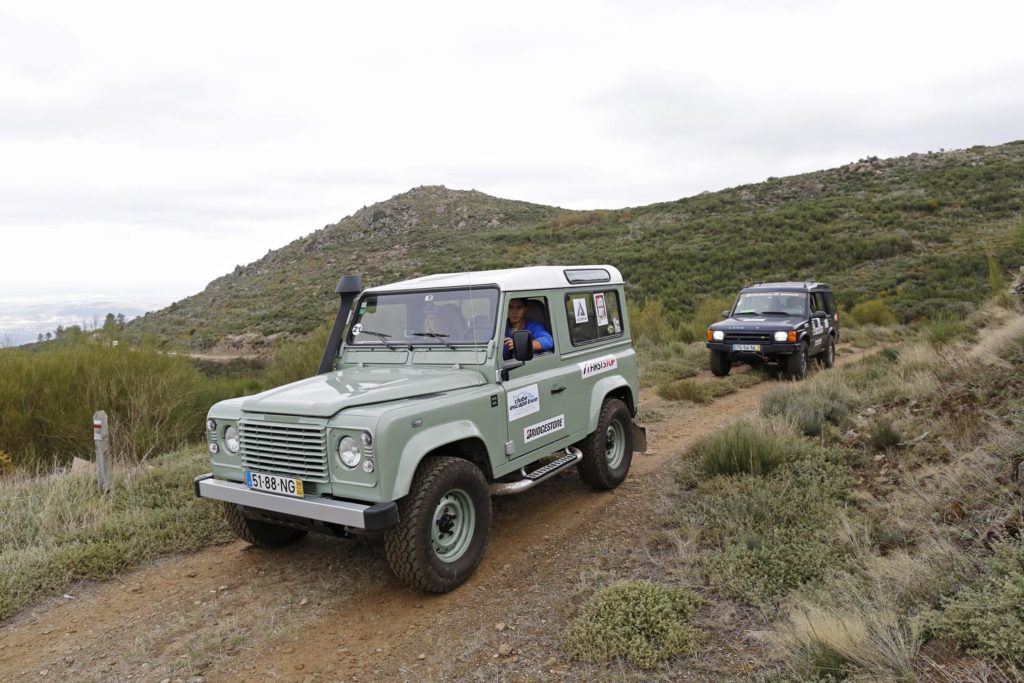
[385,456,491,593]
[576,398,634,489]
[785,343,810,380]
[222,503,308,549]
[709,350,732,377]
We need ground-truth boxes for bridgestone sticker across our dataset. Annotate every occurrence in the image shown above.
[579,354,618,379]
[523,414,565,443]
[508,384,540,421]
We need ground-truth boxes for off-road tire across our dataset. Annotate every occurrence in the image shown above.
[222,502,308,548]
[385,456,491,593]
[816,336,836,369]
[785,342,810,380]
[709,350,732,377]
[576,398,633,489]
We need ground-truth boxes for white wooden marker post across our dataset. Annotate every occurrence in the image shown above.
[93,410,112,494]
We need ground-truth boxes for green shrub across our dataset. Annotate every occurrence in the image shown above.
[926,313,968,347]
[632,299,679,345]
[704,525,857,605]
[923,540,1024,666]
[692,418,793,477]
[563,581,704,669]
[657,378,711,403]
[263,325,331,387]
[761,375,857,437]
[850,299,897,326]
[867,418,901,452]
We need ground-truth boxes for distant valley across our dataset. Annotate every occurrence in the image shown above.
[0,295,158,346]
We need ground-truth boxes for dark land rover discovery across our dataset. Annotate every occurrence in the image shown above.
[705,282,839,380]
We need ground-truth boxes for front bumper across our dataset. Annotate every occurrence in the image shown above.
[706,342,799,356]
[194,474,398,531]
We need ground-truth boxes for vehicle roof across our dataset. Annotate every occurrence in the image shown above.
[365,265,624,293]
[740,281,832,293]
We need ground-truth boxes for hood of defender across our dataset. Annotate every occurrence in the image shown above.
[240,366,485,417]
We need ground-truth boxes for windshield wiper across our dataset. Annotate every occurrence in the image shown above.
[758,311,795,316]
[357,329,399,350]
[411,331,456,350]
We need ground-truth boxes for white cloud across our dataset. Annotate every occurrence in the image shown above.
[1,0,1022,325]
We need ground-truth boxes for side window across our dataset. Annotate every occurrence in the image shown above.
[810,292,827,314]
[822,292,837,315]
[565,289,624,346]
[504,296,554,354]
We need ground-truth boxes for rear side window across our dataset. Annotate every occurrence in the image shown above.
[810,292,827,314]
[822,292,837,315]
[565,290,624,346]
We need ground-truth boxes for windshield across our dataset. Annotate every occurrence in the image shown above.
[348,287,499,347]
[732,291,808,317]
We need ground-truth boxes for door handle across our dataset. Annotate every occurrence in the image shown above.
[551,385,566,394]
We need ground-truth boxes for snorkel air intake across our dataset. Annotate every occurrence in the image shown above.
[317,274,362,374]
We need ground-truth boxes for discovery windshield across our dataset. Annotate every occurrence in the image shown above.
[732,291,808,317]
[348,287,499,347]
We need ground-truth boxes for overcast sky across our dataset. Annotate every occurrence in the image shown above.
[2,0,1023,318]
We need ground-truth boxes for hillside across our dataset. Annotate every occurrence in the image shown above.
[128,141,1024,351]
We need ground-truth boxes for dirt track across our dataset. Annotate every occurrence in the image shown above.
[0,354,866,682]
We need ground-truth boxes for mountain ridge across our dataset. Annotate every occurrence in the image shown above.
[127,141,1024,352]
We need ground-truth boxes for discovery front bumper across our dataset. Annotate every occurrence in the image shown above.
[193,474,398,531]
[705,341,799,357]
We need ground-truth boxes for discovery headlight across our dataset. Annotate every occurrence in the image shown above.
[774,330,798,343]
[712,330,725,341]
[338,436,361,469]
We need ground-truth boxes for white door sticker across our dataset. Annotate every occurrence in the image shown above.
[523,414,565,443]
[573,298,589,323]
[594,293,609,326]
[507,384,540,421]
[579,354,618,378]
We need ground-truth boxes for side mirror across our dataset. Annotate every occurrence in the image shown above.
[721,310,731,319]
[512,329,534,361]
[813,310,828,319]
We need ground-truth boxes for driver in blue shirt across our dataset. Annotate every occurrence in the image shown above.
[504,298,554,359]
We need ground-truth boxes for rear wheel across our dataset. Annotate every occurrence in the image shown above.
[785,343,810,380]
[709,350,732,377]
[222,503,308,548]
[577,398,633,489]
[385,456,491,593]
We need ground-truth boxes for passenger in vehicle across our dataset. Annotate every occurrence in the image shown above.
[504,298,554,358]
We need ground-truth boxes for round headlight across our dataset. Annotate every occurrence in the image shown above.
[208,442,219,454]
[338,436,361,468]
[206,418,217,432]
[712,330,725,341]
[224,425,240,453]
[773,331,789,342]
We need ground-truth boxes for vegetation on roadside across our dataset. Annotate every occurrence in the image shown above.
[0,447,231,621]
[562,581,704,670]
[583,301,1024,679]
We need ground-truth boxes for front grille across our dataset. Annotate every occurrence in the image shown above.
[724,331,773,343]
[240,419,328,483]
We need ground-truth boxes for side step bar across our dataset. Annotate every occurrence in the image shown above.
[490,446,583,496]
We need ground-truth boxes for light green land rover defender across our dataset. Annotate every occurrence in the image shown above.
[195,265,645,592]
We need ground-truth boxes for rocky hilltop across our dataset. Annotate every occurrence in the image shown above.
[128,142,1024,352]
